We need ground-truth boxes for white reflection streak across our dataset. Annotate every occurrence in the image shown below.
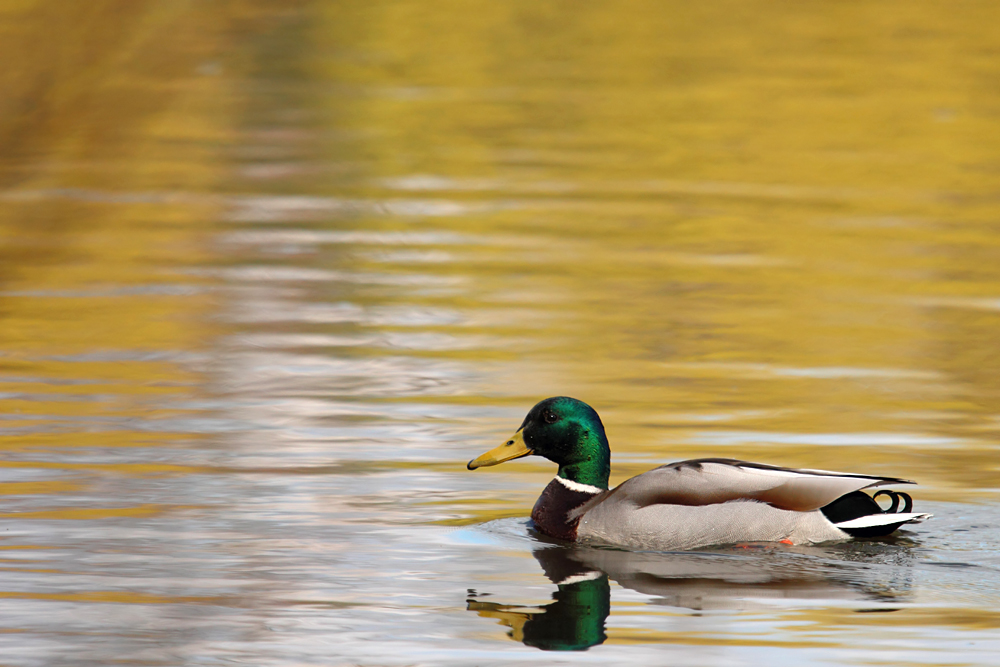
[228,351,469,398]
[227,300,462,326]
[910,296,1000,312]
[661,361,941,381]
[691,430,966,448]
[220,230,474,246]
[203,266,460,286]
[235,331,509,352]
[226,194,502,222]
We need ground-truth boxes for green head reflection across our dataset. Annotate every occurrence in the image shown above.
[467,547,610,651]
[468,574,610,651]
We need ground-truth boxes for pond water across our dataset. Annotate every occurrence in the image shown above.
[1,1,1000,664]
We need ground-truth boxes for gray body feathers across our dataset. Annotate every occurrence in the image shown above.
[564,459,929,550]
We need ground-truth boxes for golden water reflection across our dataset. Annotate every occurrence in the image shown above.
[1,0,999,665]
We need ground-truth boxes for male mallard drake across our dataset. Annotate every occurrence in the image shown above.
[468,397,931,551]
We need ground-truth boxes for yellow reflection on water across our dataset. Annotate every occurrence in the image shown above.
[604,606,1000,648]
[316,0,1000,502]
[0,0,247,521]
[1,0,1000,662]
[0,504,180,521]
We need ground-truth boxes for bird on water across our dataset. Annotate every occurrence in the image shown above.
[468,397,930,551]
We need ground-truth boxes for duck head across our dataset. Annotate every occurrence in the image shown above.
[468,397,611,489]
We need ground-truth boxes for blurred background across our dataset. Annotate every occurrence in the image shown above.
[1,1,999,665]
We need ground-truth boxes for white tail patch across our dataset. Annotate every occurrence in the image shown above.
[835,512,932,529]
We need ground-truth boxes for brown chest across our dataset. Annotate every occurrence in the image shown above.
[530,478,601,541]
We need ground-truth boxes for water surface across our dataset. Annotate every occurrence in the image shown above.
[1,1,1000,665]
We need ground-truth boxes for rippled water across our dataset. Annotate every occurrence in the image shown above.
[2,1,1000,665]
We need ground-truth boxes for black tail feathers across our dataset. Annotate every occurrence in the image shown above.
[820,490,914,538]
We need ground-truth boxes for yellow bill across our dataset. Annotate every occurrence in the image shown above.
[467,430,532,470]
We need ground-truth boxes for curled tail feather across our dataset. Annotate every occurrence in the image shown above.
[821,490,931,538]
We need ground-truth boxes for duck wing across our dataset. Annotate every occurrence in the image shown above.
[589,458,914,513]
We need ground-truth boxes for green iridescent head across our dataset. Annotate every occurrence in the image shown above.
[468,397,611,489]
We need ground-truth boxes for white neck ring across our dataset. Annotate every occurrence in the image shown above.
[555,476,602,495]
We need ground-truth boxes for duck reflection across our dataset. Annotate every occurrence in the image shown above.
[468,538,917,651]
[467,546,613,651]
[467,572,609,651]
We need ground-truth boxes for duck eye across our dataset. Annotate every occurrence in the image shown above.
[543,410,558,424]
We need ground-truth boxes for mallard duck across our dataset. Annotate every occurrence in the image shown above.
[468,397,931,550]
